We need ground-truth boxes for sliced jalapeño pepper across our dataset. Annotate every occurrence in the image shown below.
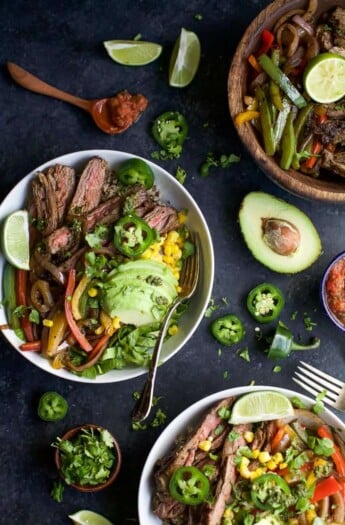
[247,282,284,323]
[169,466,210,505]
[251,473,291,510]
[152,111,188,156]
[267,320,320,359]
[37,391,68,421]
[114,215,155,257]
[210,314,244,346]
[118,158,154,190]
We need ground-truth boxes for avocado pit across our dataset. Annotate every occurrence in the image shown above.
[262,218,301,256]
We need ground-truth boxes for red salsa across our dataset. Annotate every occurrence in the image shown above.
[325,258,345,325]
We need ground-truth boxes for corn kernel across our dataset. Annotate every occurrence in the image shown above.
[223,508,234,519]
[168,324,179,336]
[94,325,104,335]
[279,462,288,470]
[167,231,179,243]
[306,509,317,523]
[178,211,187,224]
[250,467,267,480]
[258,451,271,464]
[112,316,121,330]
[251,449,260,459]
[43,319,54,328]
[244,431,254,443]
[273,452,283,463]
[267,460,278,471]
[88,287,98,297]
[306,472,316,488]
[314,457,326,467]
[198,440,212,452]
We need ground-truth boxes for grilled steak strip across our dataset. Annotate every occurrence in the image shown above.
[143,204,180,234]
[32,172,59,236]
[45,164,76,223]
[68,156,110,216]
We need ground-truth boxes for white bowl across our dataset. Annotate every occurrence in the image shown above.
[138,385,345,524]
[0,149,214,383]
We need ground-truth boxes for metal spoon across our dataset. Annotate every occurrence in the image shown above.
[7,62,137,135]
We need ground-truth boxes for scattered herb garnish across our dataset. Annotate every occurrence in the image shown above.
[273,365,282,373]
[85,224,109,249]
[290,310,298,321]
[313,389,327,415]
[175,166,187,185]
[151,408,167,428]
[303,313,317,331]
[200,152,240,177]
[238,348,250,362]
[228,430,241,441]
[291,396,306,409]
[204,298,219,318]
[194,13,203,20]
[50,480,64,503]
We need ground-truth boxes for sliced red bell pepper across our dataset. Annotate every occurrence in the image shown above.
[19,340,41,351]
[271,426,286,451]
[15,269,34,342]
[317,425,345,498]
[311,476,341,502]
[256,29,275,56]
[303,141,323,169]
[248,53,262,73]
[64,269,92,353]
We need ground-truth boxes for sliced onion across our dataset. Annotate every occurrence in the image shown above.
[303,0,318,23]
[292,14,314,35]
[277,23,300,57]
[273,8,305,34]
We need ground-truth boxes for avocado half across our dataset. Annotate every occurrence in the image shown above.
[238,192,322,274]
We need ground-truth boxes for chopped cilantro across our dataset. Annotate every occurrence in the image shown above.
[85,224,109,249]
[204,298,219,318]
[303,313,317,331]
[221,297,229,305]
[175,166,187,185]
[133,33,142,40]
[200,152,240,177]
[290,310,298,320]
[228,430,241,441]
[291,396,305,409]
[194,13,203,20]
[223,370,229,379]
[217,348,222,357]
[273,365,282,373]
[313,389,327,415]
[218,406,231,419]
[238,348,250,362]
[50,480,64,503]
[132,421,148,431]
[151,408,167,428]
[214,423,225,436]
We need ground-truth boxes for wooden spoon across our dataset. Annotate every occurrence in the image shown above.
[7,62,136,135]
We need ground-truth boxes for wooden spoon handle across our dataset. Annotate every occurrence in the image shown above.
[7,62,91,111]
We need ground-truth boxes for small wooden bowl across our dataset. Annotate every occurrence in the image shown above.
[54,424,122,492]
[228,0,345,203]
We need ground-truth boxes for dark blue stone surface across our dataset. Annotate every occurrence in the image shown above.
[1,1,345,523]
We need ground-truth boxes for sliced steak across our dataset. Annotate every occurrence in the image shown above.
[68,157,110,216]
[321,149,345,177]
[32,172,59,236]
[330,7,345,49]
[45,164,76,223]
[45,226,75,255]
[201,424,251,525]
[143,204,180,234]
[82,195,123,233]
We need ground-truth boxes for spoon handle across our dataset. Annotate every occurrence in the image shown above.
[131,298,180,423]
[7,62,91,112]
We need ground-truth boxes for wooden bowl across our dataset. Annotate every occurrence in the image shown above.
[228,0,345,202]
[54,424,122,492]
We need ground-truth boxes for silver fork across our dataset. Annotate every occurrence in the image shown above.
[131,232,200,423]
[293,360,345,412]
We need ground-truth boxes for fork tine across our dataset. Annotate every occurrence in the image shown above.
[296,365,342,396]
[294,372,338,401]
[178,232,199,289]
[299,360,344,388]
[292,378,337,408]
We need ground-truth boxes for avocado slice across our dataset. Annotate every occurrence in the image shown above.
[100,259,178,325]
[239,192,322,274]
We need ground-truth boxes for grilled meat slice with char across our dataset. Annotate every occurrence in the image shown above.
[143,204,180,234]
[329,7,345,49]
[45,226,77,255]
[68,156,110,217]
[45,164,76,223]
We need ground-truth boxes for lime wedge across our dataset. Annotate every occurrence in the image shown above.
[103,40,162,66]
[1,210,30,270]
[169,28,201,88]
[68,510,114,525]
[303,52,345,103]
[229,391,294,424]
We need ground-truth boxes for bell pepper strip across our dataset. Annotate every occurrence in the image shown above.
[273,98,291,149]
[114,215,155,257]
[280,112,296,170]
[46,310,68,357]
[256,29,275,56]
[152,111,188,157]
[317,426,345,481]
[303,141,323,170]
[235,110,260,126]
[65,334,110,373]
[256,86,275,156]
[311,476,342,503]
[3,263,21,331]
[267,321,320,359]
[248,53,262,73]
[19,340,41,351]
[210,314,244,346]
[169,466,210,505]
[258,54,307,109]
[251,473,291,510]
[271,426,287,452]
[247,283,284,323]
[37,391,68,421]
[118,158,154,190]
[15,269,34,342]
[64,269,92,352]
[71,274,90,321]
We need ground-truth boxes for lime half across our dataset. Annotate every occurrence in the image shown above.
[1,210,30,270]
[229,391,294,424]
[303,52,345,103]
[103,40,162,66]
[169,28,201,88]
[69,509,114,525]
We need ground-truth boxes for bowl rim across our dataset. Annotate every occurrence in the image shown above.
[137,384,345,524]
[0,149,214,383]
[54,423,122,492]
[228,0,345,203]
[321,250,345,332]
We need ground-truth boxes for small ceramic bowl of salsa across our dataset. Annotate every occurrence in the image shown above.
[321,251,345,332]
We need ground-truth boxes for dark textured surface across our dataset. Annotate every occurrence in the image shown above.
[1,1,345,524]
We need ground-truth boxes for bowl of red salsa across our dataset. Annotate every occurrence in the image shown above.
[321,251,345,331]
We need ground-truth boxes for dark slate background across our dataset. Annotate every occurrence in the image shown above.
[1,1,345,524]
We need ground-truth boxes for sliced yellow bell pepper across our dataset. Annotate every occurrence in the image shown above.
[71,274,90,320]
